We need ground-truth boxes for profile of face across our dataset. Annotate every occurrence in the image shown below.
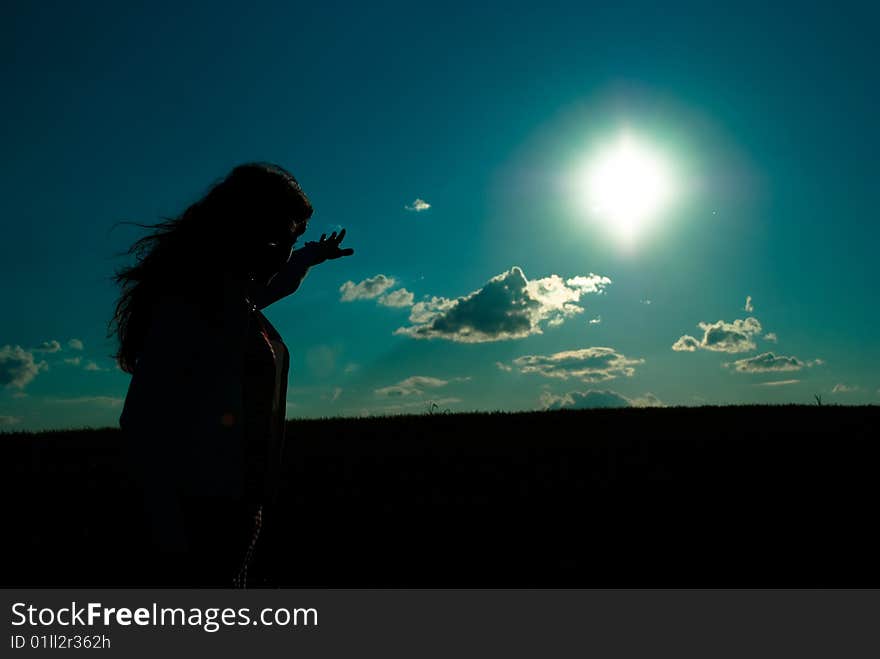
[214,163,314,288]
[246,215,309,285]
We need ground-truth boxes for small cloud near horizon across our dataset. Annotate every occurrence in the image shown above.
[540,389,662,410]
[62,356,105,371]
[725,352,822,373]
[34,340,62,353]
[44,396,123,407]
[673,317,762,354]
[404,198,431,212]
[0,345,48,389]
[320,387,343,402]
[374,375,469,398]
[506,346,643,383]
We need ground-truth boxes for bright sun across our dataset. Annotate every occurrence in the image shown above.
[579,132,675,244]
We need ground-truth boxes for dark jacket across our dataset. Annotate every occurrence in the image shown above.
[118,276,252,554]
[119,255,311,558]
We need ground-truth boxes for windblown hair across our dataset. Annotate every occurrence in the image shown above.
[108,162,313,374]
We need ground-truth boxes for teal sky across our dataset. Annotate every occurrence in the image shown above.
[2,1,878,430]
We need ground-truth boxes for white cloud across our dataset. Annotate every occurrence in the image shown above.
[404,198,431,212]
[744,295,754,312]
[673,317,762,354]
[0,415,22,425]
[47,396,124,407]
[671,335,700,352]
[726,352,819,373]
[34,340,62,353]
[589,316,602,325]
[375,375,449,397]
[339,274,396,301]
[378,288,415,308]
[67,338,84,351]
[700,317,762,352]
[355,396,462,416]
[0,345,48,389]
[321,387,344,402]
[540,389,663,410]
[563,275,612,294]
[630,393,664,407]
[495,361,512,372]
[755,379,800,386]
[395,266,611,343]
[61,356,104,371]
[831,383,858,393]
[763,332,778,343]
[508,347,643,383]
[406,296,458,324]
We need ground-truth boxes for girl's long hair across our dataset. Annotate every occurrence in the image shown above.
[108,162,313,374]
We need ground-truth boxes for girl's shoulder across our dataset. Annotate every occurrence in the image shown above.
[142,288,253,366]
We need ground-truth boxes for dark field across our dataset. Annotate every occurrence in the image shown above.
[2,405,878,587]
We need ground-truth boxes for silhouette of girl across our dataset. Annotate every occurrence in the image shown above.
[109,162,353,586]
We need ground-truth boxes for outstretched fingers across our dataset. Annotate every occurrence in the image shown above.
[307,228,351,260]
[334,228,351,255]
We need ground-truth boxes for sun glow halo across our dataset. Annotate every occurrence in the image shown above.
[581,133,675,243]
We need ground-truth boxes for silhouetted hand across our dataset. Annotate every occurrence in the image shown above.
[300,228,354,266]
[252,229,354,309]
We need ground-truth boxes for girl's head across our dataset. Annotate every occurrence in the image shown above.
[202,162,313,281]
[109,162,313,373]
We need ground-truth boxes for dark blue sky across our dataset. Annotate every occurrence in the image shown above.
[2,1,878,429]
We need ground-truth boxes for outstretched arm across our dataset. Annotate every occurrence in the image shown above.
[252,229,354,310]
[253,247,313,310]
